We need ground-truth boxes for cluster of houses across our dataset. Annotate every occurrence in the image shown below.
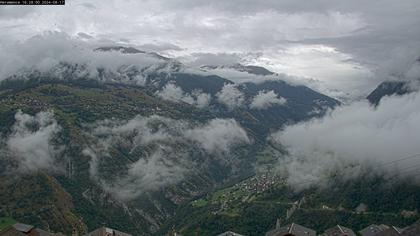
[217,220,420,236]
[2,220,420,236]
[0,223,131,236]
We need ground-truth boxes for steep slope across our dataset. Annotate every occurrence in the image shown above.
[367,81,413,105]
[0,173,87,234]
[0,46,341,235]
[162,173,420,236]
[0,81,258,235]
[240,80,339,132]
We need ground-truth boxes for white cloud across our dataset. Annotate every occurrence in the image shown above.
[156,82,211,108]
[98,148,188,202]
[4,110,62,173]
[1,1,419,99]
[0,32,164,82]
[250,90,287,109]
[271,91,420,190]
[83,115,250,200]
[216,83,245,109]
[184,118,250,154]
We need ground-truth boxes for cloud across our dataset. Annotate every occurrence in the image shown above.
[139,42,183,52]
[77,32,94,39]
[184,118,250,154]
[0,32,164,82]
[83,115,250,200]
[271,91,420,190]
[0,0,419,99]
[156,82,211,108]
[250,90,287,109]
[85,146,188,202]
[0,6,36,19]
[2,110,62,173]
[181,53,244,67]
[216,83,245,109]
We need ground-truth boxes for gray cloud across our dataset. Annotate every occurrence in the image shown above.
[271,91,420,190]
[156,82,211,108]
[1,0,419,99]
[2,110,62,173]
[84,146,188,202]
[0,6,36,19]
[216,83,245,109]
[83,115,250,200]
[250,90,287,109]
[0,32,165,81]
[139,42,183,52]
[181,53,245,67]
[184,118,250,155]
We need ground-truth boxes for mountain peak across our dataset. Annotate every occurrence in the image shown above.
[94,46,170,60]
[201,63,275,76]
[94,46,146,54]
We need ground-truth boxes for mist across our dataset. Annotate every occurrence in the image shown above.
[156,82,211,108]
[1,110,62,173]
[216,83,245,109]
[83,115,250,201]
[271,91,420,190]
[250,90,287,109]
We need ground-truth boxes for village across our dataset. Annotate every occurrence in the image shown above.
[1,219,420,236]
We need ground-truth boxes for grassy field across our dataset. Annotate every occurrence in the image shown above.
[191,199,208,208]
[0,217,16,231]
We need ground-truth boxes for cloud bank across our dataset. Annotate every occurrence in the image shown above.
[0,32,165,82]
[83,115,250,200]
[1,0,420,99]
[271,91,420,189]
[2,110,62,173]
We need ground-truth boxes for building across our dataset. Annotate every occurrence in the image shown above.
[265,222,316,236]
[84,227,132,236]
[360,224,391,236]
[0,222,64,236]
[217,231,245,236]
[355,203,368,214]
[320,225,356,236]
[401,220,420,235]
[375,226,404,236]
[401,210,417,218]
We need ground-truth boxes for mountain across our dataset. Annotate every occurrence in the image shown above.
[95,46,170,60]
[367,58,420,105]
[367,81,414,105]
[161,171,420,236]
[240,80,339,133]
[0,46,340,235]
[201,64,275,76]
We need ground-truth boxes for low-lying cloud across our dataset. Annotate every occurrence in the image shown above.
[1,110,62,173]
[216,83,245,109]
[0,32,164,83]
[250,90,287,109]
[83,115,250,200]
[156,82,211,108]
[184,118,250,154]
[271,91,420,190]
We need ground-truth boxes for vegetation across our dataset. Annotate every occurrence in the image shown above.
[0,217,16,231]
[0,78,417,236]
[160,173,420,236]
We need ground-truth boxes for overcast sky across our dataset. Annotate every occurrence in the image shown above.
[1,0,420,98]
